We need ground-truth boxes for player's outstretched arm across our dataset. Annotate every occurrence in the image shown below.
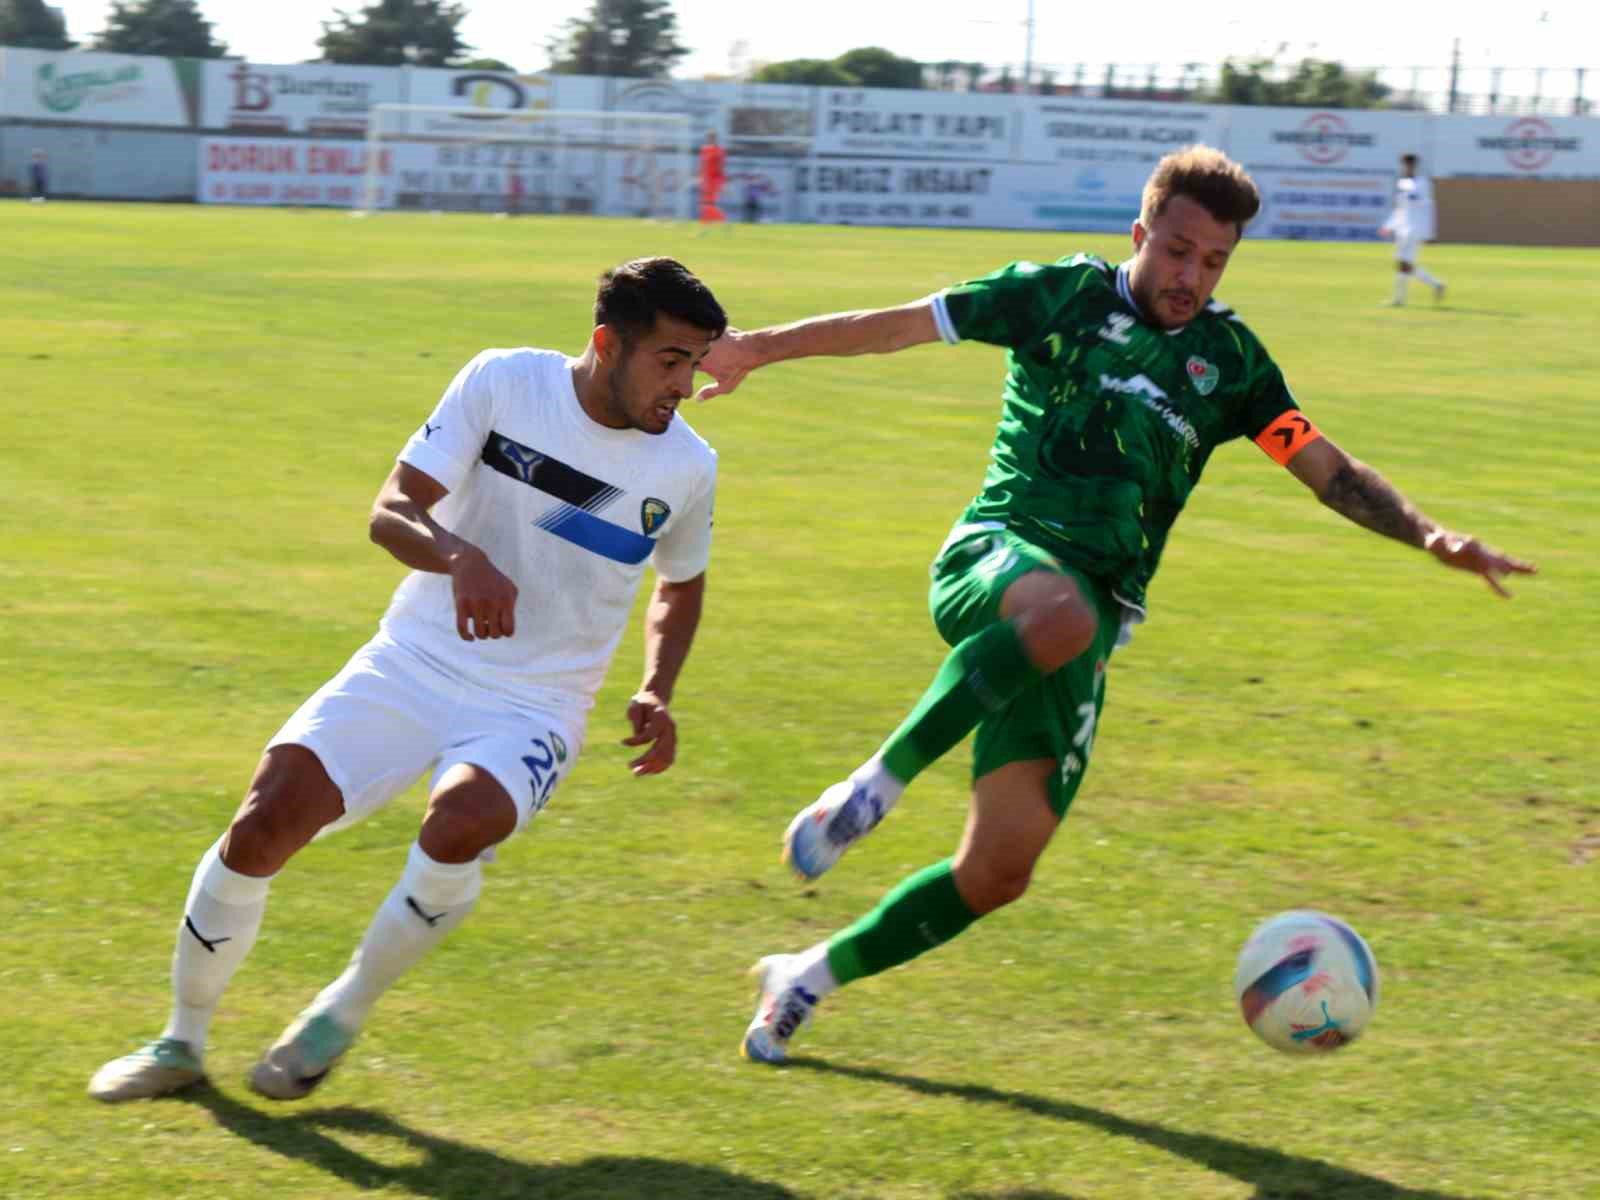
[694,299,941,401]
[369,462,519,639]
[1286,438,1537,597]
[623,572,706,775]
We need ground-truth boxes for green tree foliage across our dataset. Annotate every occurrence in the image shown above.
[749,58,855,87]
[318,0,471,67]
[0,0,75,49]
[546,0,688,78]
[93,0,226,58]
[752,45,925,90]
[1212,57,1391,109]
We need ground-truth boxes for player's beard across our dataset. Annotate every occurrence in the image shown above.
[605,344,671,435]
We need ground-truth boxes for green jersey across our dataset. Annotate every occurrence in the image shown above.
[934,253,1299,615]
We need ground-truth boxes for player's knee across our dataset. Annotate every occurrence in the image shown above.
[1020,592,1097,674]
[420,781,515,863]
[1398,262,1414,274]
[225,749,340,873]
[955,854,1036,915]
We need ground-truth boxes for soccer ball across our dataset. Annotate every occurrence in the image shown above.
[1233,910,1379,1053]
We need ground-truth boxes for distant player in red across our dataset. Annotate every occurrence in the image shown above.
[697,132,726,224]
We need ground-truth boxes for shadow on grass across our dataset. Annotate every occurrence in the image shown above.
[188,1086,799,1200]
[788,1060,1481,1200]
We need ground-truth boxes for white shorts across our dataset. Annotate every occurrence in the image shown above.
[268,634,585,840]
[1393,233,1423,263]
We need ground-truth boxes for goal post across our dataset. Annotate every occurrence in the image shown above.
[359,105,693,219]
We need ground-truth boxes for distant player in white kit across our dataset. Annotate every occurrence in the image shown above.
[90,257,727,1102]
[1379,152,1446,306]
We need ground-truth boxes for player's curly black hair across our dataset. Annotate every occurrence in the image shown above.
[1140,145,1261,239]
[595,257,727,343]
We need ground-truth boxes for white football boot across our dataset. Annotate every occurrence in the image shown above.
[782,780,886,881]
[248,1010,356,1101]
[740,955,819,1065]
[88,1038,206,1102]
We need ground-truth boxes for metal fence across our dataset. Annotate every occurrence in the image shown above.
[923,62,1594,118]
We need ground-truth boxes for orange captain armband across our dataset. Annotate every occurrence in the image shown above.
[1254,410,1323,466]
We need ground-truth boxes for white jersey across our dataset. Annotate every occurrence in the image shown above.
[380,348,717,717]
[1386,175,1435,241]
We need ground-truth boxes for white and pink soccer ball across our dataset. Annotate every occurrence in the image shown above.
[1234,910,1380,1053]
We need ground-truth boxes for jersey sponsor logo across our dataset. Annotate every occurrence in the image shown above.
[482,431,656,564]
[549,731,568,765]
[640,497,671,535]
[1097,312,1136,346]
[1098,374,1199,449]
[1186,355,1220,396]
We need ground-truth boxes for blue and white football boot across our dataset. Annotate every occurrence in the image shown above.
[88,1038,206,1102]
[782,780,886,881]
[740,954,818,1065]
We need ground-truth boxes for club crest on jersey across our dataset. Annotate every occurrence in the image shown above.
[1186,356,1220,396]
[549,732,568,764]
[640,497,671,535]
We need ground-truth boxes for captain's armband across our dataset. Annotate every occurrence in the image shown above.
[1254,410,1323,466]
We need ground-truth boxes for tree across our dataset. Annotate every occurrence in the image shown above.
[546,0,688,79]
[749,58,856,87]
[1211,57,1390,109]
[0,0,75,49]
[318,0,471,67]
[93,0,226,58]
[752,45,925,90]
[831,46,921,90]
[454,56,517,73]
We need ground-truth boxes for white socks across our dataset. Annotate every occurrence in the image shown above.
[163,838,272,1055]
[310,843,482,1031]
[851,752,906,819]
[1392,273,1409,304]
[1414,266,1444,290]
[789,941,841,1002]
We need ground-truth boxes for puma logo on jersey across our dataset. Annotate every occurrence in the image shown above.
[1098,313,1136,345]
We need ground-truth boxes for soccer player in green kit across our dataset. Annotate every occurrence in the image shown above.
[694,146,1535,1063]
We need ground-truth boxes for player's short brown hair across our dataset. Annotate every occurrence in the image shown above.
[1139,145,1261,239]
[595,257,727,343]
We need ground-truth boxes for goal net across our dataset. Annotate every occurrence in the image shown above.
[359,105,693,219]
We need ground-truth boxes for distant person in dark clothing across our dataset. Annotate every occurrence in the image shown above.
[29,149,48,202]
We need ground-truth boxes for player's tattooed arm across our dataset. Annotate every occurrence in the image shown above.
[1319,458,1429,546]
[1288,436,1537,597]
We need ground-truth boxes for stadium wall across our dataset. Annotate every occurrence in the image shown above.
[1435,179,1600,247]
[2,45,1597,245]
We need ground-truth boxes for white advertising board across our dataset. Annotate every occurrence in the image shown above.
[813,87,1016,161]
[793,158,1144,232]
[1,48,196,126]
[1018,98,1225,167]
[197,137,388,207]
[202,61,401,135]
[1223,106,1429,173]
[403,68,605,115]
[1431,114,1599,179]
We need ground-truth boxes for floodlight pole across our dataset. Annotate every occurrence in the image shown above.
[1022,0,1035,93]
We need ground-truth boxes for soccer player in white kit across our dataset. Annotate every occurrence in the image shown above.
[1379,153,1446,306]
[89,257,727,1102]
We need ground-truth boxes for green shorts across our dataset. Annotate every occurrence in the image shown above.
[927,524,1121,818]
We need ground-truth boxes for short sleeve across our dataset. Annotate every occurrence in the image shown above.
[1237,357,1299,442]
[651,454,717,582]
[398,351,503,493]
[935,259,1092,350]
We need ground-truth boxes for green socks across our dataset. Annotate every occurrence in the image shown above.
[878,618,1040,786]
[826,860,978,985]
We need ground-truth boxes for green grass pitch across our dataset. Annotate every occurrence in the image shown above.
[1,202,1595,1200]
